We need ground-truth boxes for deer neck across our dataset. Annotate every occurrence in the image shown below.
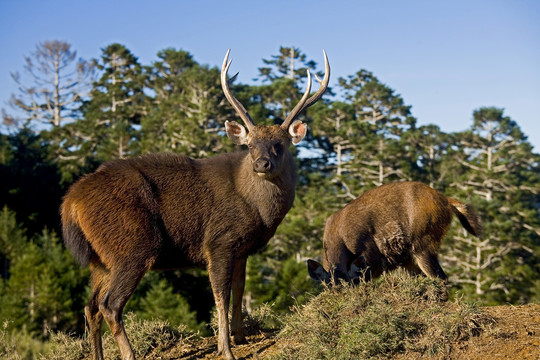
[236,151,297,228]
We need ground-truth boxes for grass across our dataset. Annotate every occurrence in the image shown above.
[270,269,493,360]
[210,302,282,338]
[47,313,194,360]
[0,321,49,360]
[2,270,495,360]
[12,313,195,360]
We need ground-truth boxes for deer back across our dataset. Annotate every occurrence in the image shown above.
[309,182,460,282]
[330,182,453,261]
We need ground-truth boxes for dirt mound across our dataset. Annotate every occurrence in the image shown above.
[153,304,540,360]
[444,304,540,360]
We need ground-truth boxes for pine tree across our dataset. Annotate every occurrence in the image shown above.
[246,256,316,313]
[256,47,325,125]
[0,128,63,234]
[339,70,417,187]
[0,229,88,337]
[0,207,26,280]
[136,279,205,333]
[0,240,44,334]
[310,101,362,200]
[441,107,540,304]
[62,43,146,170]
[140,48,234,156]
[258,46,317,83]
[405,124,452,188]
[3,40,94,130]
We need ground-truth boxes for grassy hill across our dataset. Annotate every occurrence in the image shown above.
[4,270,539,359]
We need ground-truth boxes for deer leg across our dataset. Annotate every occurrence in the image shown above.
[99,263,148,360]
[86,263,108,360]
[85,303,104,360]
[404,261,423,276]
[231,257,247,344]
[208,255,235,360]
[414,252,449,301]
[414,252,448,282]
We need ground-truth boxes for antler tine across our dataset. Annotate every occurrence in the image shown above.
[281,49,331,129]
[281,70,312,129]
[303,50,331,109]
[221,49,256,131]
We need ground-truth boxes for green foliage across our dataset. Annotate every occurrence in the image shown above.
[0,320,50,360]
[272,270,492,359]
[0,227,88,338]
[0,129,64,234]
[337,69,418,188]
[140,49,235,157]
[258,46,317,83]
[0,206,26,264]
[247,256,318,314]
[61,43,147,173]
[125,270,213,334]
[440,107,540,304]
[405,124,452,187]
[134,279,206,334]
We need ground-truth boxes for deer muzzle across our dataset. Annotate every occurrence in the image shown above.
[253,157,273,175]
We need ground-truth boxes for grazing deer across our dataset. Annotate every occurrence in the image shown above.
[61,49,329,360]
[307,182,481,284]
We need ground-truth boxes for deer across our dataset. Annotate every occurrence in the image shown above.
[61,49,329,360]
[307,182,481,285]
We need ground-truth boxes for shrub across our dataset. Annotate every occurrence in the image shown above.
[271,269,493,359]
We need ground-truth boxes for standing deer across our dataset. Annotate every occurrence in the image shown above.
[307,182,481,284]
[61,49,329,360]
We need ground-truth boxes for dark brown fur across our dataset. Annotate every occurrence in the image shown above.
[307,182,482,283]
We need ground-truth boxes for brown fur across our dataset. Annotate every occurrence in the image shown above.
[62,125,301,360]
[307,182,482,284]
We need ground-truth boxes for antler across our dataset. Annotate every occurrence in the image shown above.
[281,49,330,130]
[221,49,256,131]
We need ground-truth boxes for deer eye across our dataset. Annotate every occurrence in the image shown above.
[272,143,282,155]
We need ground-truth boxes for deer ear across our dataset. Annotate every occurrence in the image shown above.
[307,259,330,282]
[347,256,367,280]
[225,121,249,145]
[289,120,307,145]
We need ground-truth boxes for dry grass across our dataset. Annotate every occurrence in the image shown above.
[3,271,497,360]
[40,313,195,360]
[270,269,493,360]
[210,302,281,338]
[0,321,49,360]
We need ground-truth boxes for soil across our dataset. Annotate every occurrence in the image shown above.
[444,304,540,360]
[151,304,540,360]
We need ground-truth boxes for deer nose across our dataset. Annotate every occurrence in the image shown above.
[254,158,272,173]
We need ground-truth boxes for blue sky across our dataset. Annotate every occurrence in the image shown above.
[1,0,539,151]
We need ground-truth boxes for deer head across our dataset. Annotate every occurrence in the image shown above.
[307,256,367,284]
[221,49,330,178]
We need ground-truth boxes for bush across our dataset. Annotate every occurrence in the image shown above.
[271,269,493,359]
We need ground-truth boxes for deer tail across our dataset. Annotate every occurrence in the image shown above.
[447,197,482,237]
[61,201,93,267]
